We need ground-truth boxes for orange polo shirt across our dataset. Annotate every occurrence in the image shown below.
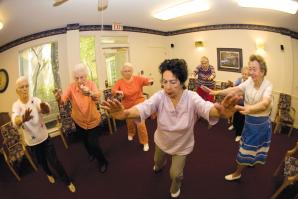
[112,76,150,109]
[61,80,101,129]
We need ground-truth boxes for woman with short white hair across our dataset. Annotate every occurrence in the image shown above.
[12,76,76,192]
[112,62,153,151]
[54,63,108,173]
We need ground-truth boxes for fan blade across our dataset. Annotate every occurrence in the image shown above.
[53,0,69,7]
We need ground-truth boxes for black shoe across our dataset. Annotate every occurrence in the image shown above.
[88,155,95,162]
[99,162,108,173]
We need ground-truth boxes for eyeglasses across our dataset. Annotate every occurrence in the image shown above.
[161,79,179,86]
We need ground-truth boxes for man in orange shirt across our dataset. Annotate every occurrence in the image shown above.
[54,63,108,173]
[112,63,153,151]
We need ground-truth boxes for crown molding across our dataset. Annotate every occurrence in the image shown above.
[1,23,298,53]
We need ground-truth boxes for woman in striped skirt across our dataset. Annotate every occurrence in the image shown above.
[202,54,273,181]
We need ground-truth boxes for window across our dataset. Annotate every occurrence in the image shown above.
[80,36,98,85]
[19,42,61,127]
[103,47,129,87]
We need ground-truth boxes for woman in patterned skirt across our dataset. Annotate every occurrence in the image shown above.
[203,54,273,181]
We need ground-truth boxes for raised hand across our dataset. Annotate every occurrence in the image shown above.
[53,88,62,102]
[40,102,50,114]
[101,99,128,120]
[22,108,33,123]
[80,85,91,96]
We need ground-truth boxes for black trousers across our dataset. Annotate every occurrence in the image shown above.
[232,111,245,137]
[30,138,71,185]
[75,123,107,166]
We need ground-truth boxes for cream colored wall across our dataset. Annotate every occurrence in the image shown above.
[0,34,68,113]
[167,30,298,127]
[0,29,297,128]
[0,31,167,114]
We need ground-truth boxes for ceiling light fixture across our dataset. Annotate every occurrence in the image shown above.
[53,0,68,7]
[98,0,108,11]
[153,0,210,20]
[237,0,298,14]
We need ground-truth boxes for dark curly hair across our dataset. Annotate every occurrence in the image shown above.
[159,59,188,89]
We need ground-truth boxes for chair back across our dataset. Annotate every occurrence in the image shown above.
[278,93,291,112]
[187,78,196,91]
[0,112,11,126]
[0,122,25,162]
[58,101,76,136]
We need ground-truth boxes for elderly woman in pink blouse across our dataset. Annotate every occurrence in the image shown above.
[102,59,239,198]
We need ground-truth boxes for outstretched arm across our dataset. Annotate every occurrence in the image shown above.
[235,96,271,115]
[209,93,242,119]
[201,85,241,96]
[101,99,140,120]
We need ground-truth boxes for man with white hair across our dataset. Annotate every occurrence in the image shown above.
[54,63,108,173]
[12,76,76,192]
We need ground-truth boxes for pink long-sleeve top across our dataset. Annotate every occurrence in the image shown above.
[136,90,218,155]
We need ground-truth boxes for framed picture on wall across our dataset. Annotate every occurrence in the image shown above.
[217,48,243,72]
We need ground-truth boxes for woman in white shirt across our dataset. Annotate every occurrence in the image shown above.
[203,54,273,181]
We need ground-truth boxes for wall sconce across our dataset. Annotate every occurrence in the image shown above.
[256,42,265,50]
[0,21,3,30]
[195,41,204,48]
[256,39,265,55]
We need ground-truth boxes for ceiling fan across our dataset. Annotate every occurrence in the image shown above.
[53,0,108,11]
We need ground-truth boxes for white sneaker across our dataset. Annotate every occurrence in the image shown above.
[171,189,180,198]
[128,136,133,141]
[143,143,149,151]
[235,136,241,142]
[67,182,76,193]
[228,125,234,131]
[47,175,55,184]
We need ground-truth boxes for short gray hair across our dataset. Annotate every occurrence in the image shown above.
[73,63,89,77]
[121,62,134,71]
[16,76,28,87]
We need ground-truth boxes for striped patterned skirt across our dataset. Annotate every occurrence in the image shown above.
[236,115,272,166]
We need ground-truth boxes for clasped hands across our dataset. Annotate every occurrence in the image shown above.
[201,85,248,116]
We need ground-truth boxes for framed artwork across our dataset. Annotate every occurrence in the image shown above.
[217,48,243,72]
[0,69,9,93]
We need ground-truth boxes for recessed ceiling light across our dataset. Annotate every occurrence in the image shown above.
[153,0,210,20]
[237,0,298,14]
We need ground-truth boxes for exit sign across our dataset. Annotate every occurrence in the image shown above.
[112,23,123,31]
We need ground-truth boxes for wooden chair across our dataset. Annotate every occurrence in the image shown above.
[187,78,196,91]
[102,88,119,134]
[56,101,76,149]
[0,122,38,181]
[274,93,296,136]
[271,141,298,199]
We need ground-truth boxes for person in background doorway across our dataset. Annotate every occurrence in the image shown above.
[112,62,153,151]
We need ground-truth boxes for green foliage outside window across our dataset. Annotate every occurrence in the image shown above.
[80,36,98,85]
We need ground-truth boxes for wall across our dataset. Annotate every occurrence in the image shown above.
[0,28,297,128]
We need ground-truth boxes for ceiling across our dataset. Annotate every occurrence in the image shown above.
[0,0,298,48]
